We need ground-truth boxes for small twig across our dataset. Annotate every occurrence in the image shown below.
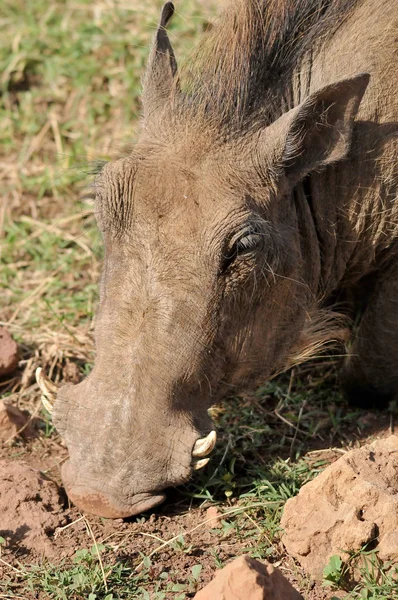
[0,322,25,330]
[139,531,166,544]
[306,447,347,455]
[289,400,307,459]
[274,409,308,435]
[243,511,263,533]
[83,517,108,591]
[41,455,69,474]
[287,368,295,397]
[54,515,85,539]
[243,511,274,547]
[0,557,24,575]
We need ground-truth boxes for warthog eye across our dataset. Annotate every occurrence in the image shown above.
[236,232,262,253]
[221,226,264,272]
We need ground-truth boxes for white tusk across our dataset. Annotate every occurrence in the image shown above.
[41,395,54,414]
[36,367,58,395]
[192,430,217,458]
[36,367,58,414]
[193,457,210,471]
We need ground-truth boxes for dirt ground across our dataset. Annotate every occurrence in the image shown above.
[0,363,393,598]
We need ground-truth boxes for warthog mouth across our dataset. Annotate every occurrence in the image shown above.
[36,368,217,517]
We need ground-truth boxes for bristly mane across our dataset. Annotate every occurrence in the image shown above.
[174,0,359,138]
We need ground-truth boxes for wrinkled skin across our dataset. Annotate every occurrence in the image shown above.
[53,0,397,517]
[55,147,307,516]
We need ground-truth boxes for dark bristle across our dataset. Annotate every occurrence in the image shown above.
[87,159,108,176]
[175,0,358,137]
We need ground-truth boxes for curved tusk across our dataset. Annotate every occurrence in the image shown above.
[193,457,210,471]
[192,430,217,458]
[36,367,58,414]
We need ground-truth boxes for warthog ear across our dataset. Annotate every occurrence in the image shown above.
[265,73,370,185]
[142,2,178,122]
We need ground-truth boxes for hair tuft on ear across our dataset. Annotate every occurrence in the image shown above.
[282,73,370,183]
[256,73,370,186]
[159,2,175,29]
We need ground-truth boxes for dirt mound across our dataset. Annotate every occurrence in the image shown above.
[281,435,398,579]
[0,459,66,558]
[0,400,33,443]
[0,327,18,377]
[194,555,303,599]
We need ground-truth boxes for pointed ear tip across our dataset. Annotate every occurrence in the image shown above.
[327,72,370,96]
[160,2,175,27]
[353,72,371,90]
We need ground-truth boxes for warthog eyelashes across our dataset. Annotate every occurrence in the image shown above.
[236,231,263,252]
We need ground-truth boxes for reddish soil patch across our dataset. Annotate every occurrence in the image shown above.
[0,400,34,443]
[0,459,66,559]
[0,327,19,377]
[0,491,335,599]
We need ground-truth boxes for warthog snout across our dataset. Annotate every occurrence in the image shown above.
[60,430,216,517]
[38,368,216,517]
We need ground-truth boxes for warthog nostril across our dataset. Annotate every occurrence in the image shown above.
[36,367,58,413]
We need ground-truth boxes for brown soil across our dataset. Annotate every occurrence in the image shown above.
[0,327,19,377]
[0,394,392,599]
[0,475,335,600]
[0,459,66,559]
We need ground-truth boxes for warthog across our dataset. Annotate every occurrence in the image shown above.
[37,0,397,517]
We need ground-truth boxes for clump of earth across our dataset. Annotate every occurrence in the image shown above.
[194,555,303,599]
[0,459,66,558]
[0,327,19,377]
[281,435,398,579]
[0,400,33,443]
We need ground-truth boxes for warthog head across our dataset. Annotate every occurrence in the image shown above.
[42,3,368,517]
